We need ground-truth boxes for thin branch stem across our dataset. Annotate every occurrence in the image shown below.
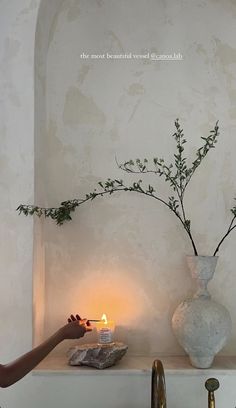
[213,215,236,256]
[17,120,223,258]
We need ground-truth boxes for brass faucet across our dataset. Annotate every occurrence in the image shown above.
[205,378,220,408]
[151,359,167,408]
[151,360,220,408]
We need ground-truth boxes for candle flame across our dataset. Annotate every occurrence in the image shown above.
[101,313,108,324]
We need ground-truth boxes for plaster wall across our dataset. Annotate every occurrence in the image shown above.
[1,1,236,408]
[0,0,37,366]
[37,0,236,356]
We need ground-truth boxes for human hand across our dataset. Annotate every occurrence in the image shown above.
[60,314,92,340]
[67,314,90,325]
[68,313,92,327]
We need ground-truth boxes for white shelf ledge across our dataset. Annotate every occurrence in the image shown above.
[33,355,236,376]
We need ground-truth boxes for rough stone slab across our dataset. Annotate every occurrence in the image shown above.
[67,342,128,369]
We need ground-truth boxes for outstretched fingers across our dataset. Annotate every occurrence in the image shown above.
[68,314,81,323]
[67,314,91,328]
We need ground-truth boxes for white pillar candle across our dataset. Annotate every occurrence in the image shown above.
[97,314,115,345]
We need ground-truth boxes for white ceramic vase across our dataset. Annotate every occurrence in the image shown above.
[172,255,232,368]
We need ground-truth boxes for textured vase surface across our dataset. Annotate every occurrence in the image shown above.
[172,255,232,368]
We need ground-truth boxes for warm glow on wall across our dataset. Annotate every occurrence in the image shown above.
[68,269,146,326]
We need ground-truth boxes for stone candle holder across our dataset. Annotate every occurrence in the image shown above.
[67,342,128,369]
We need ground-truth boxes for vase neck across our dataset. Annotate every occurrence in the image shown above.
[194,277,211,299]
[186,256,218,299]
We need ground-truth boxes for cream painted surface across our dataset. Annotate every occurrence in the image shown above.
[0,0,37,363]
[1,0,236,407]
[0,0,39,407]
[36,0,236,357]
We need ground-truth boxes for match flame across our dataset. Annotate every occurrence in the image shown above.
[101,313,108,324]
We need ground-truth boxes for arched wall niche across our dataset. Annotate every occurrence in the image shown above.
[34,0,65,346]
[33,0,236,356]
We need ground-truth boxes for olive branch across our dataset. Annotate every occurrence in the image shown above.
[17,120,236,256]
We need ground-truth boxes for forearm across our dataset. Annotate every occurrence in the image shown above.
[0,328,64,387]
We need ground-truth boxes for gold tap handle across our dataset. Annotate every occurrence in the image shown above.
[151,360,167,408]
[205,378,220,408]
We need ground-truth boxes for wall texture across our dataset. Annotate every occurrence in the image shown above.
[36,0,236,356]
[0,0,39,406]
[1,0,236,407]
[0,0,37,365]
